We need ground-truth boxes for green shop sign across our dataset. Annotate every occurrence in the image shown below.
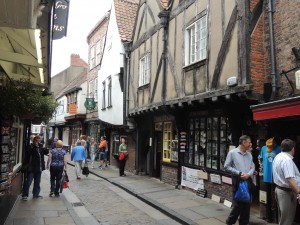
[84,98,96,110]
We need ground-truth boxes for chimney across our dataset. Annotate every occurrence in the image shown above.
[70,54,88,68]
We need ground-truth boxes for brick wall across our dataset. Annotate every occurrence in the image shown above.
[204,180,232,202]
[161,164,178,186]
[272,1,300,97]
[250,0,265,95]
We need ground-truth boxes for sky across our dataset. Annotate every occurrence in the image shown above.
[51,0,112,76]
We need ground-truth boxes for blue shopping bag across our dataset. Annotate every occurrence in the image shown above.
[234,180,250,203]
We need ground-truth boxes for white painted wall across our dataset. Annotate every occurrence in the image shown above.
[77,81,87,114]
[98,3,124,125]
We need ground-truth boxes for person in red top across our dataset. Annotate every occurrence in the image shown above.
[98,136,107,169]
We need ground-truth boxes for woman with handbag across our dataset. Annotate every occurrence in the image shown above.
[119,137,128,176]
[46,140,67,197]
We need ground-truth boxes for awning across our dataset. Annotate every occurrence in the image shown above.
[251,96,300,121]
[0,0,52,87]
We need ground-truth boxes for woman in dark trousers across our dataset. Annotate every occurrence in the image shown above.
[118,138,128,176]
[46,140,67,197]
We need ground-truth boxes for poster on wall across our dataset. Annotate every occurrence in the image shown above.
[181,166,205,190]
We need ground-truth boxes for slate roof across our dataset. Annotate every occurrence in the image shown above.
[114,0,139,42]
[55,71,87,100]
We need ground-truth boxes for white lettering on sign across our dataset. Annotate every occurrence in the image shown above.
[55,1,67,9]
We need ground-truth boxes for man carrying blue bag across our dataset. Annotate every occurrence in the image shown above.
[224,135,255,225]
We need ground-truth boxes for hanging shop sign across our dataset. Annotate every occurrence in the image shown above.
[68,104,77,114]
[53,0,69,40]
[84,98,96,110]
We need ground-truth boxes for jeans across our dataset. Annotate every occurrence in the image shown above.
[90,151,96,167]
[50,165,64,194]
[22,171,42,197]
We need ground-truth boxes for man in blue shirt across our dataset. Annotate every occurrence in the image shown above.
[260,137,281,222]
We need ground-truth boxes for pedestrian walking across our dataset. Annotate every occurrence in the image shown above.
[98,136,107,169]
[119,137,128,176]
[89,137,98,168]
[71,140,87,179]
[272,139,300,225]
[46,140,67,197]
[224,135,255,225]
[21,135,49,200]
[259,137,281,222]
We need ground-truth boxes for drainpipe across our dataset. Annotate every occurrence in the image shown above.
[268,0,278,100]
[123,42,131,125]
[158,10,170,104]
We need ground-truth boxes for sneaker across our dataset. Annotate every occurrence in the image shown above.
[49,192,54,197]
[99,167,103,170]
[77,176,81,179]
[55,193,60,197]
[33,195,43,199]
[22,196,28,201]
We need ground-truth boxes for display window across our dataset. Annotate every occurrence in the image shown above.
[185,116,231,170]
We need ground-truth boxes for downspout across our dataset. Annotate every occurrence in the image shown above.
[267,0,278,100]
[158,10,170,104]
[123,42,131,125]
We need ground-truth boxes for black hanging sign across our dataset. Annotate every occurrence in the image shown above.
[52,0,69,40]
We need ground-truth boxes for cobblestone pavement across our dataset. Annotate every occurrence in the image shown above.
[67,168,181,225]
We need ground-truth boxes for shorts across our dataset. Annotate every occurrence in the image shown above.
[99,152,107,161]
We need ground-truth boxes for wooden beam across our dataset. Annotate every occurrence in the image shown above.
[167,49,180,98]
[237,0,250,84]
[211,5,237,89]
[0,50,43,68]
[0,28,37,57]
[250,0,263,34]
[150,56,163,103]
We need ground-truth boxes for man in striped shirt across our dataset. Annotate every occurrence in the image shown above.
[224,135,255,225]
[273,139,300,225]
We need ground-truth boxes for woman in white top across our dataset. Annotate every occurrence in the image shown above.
[89,137,97,168]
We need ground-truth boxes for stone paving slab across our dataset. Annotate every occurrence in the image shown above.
[4,170,99,225]
[68,156,273,225]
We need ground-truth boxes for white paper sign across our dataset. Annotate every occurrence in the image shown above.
[181,166,205,190]
[210,174,221,184]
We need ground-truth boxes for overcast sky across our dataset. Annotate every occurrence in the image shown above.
[51,0,112,76]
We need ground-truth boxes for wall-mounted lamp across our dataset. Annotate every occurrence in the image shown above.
[292,47,300,61]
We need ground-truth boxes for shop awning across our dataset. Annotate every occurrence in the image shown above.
[251,96,300,121]
[0,0,52,87]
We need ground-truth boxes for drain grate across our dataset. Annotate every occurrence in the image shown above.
[72,202,84,207]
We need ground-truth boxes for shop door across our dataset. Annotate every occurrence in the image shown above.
[153,131,162,178]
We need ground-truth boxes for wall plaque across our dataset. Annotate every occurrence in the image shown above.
[210,174,221,184]
[222,176,232,185]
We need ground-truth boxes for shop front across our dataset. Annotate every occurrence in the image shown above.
[251,96,300,222]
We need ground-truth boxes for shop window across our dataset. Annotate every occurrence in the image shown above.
[163,122,172,162]
[185,116,230,170]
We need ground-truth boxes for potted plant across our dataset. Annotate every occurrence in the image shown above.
[0,79,57,123]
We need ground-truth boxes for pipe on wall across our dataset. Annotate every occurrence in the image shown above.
[267,0,278,100]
